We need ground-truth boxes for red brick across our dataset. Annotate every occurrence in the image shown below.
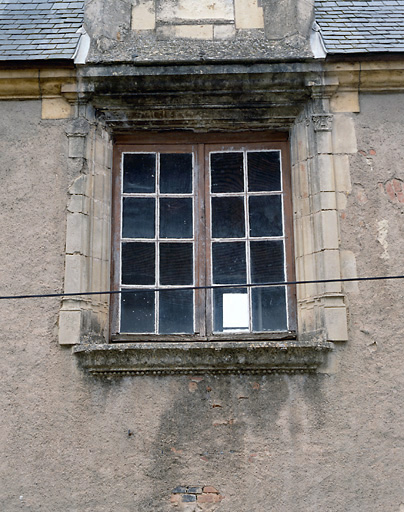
[197,494,214,503]
[202,486,219,494]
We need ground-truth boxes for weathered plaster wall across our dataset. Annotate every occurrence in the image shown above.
[1,94,404,511]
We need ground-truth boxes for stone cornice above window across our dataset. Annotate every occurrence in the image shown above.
[73,340,333,376]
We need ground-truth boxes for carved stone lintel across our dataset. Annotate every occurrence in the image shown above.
[312,113,333,132]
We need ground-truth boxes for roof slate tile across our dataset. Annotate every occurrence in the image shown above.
[0,0,84,60]
[316,0,404,53]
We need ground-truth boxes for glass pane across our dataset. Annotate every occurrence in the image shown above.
[213,287,248,332]
[120,291,155,333]
[252,287,287,331]
[249,195,283,237]
[250,240,284,284]
[122,197,155,239]
[160,243,193,285]
[159,198,193,239]
[159,289,194,334]
[160,153,193,194]
[211,197,245,239]
[123,153,156,193]
[121,242,155,285]
[247,151,281,192]
[210,152,244,193]
[212,242,246,284]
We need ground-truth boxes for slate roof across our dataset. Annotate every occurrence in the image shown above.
[0,1,84,60]
[315,0,404,53]
[1,0,404,60]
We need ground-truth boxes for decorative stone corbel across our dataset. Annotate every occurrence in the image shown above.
[311,113,333,132]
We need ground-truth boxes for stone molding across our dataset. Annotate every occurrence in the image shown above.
[0,68,76,100]
[73,340,333,376]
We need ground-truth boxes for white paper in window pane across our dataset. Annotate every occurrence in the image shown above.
[223,293,249,329]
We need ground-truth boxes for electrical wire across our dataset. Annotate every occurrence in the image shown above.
[0,274,403,301]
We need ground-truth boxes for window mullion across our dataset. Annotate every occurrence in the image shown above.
[244,150,252,332]
[155,153,160,334]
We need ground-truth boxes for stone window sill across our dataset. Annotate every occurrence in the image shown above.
[73,339,333,376]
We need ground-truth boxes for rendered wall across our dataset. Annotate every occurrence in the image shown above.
[1,92,404,511]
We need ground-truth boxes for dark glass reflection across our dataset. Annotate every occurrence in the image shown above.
[252,287,287,331]
[160,198,193,239]
[159,289,194,334]
[213,287,248,333]
[247,151,281,192]
[250,240,284,284]
[212,242,246,284]
[210,152,244,193]
[123,153,156,193]
[120,291,155,333]
[121,242,155,285]
[160,153,193,194]
[122,197,155,239]
[160,243,193,285]
[249,195,283,237]
[212,197,245,239]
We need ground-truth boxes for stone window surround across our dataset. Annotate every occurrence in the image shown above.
[59,67,364,376]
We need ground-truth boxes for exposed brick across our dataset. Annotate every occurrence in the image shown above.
[172,486,187,494]
[187,487,202,494]
[197,494,215,503]
[188,381,198,393]
[202,486,219,494]
[182,494,196,503]
[170,494,181,504]
[384,178,404,204]
[198,493,222,503]
[189,376,204,382]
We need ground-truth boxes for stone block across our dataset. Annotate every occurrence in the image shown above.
[59,309,82,345]
[91,218,104,261]
[333,154,352,194]
[317,154,336,192]
[330,91,360,113]
[132,0,156,30]
[302,215,314,256]
[314,210,339,251]
[67,194,89,215]
[332,114,358,154]
[91,257,103,293]
[324,306,348,341]
[293,215,303,257]
[64,254,87,294]
[340,249,359,293]
[312,191,337,212]
[234,0,264,29]
[316,249,342,294]
[316,130,332,154]
[42,97,72,119]
[69,174,88,196]
[68,134,87,158]
[157,0,234,22]
[214,24,235,39]
[65,212,89,255]
[173,24,214,39]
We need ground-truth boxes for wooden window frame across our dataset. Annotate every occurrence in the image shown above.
[111,132,296,342]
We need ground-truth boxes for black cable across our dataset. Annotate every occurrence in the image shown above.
[0,274,403,301]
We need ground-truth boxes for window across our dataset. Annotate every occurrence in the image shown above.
[110,134,295,341]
